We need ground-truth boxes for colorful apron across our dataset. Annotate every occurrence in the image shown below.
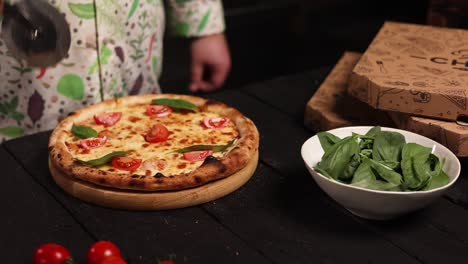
[0,0,225,141]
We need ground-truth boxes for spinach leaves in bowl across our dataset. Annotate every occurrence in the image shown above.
[314,126,449,192]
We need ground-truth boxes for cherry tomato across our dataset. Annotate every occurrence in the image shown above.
[87,241,122,264]
[79,136,107,150]
[145,124,169,143]
[202,117,230,129]
[146,105,172,118]
[183,150,213,162]
[112,157,142,171]
[159,261,176,264]
[33,243,72,264]
[100,256,127,264]
[94,112,122,127]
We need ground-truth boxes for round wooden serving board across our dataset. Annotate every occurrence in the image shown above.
[49,151,258,210]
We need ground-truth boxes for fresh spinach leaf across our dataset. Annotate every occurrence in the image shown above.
[71,124,98,139]
[351,177,401,191]
[351,162,401,191]
[372,130,406,162]
[342,154,361,181]
[352,162,376,183]
[316,135,360,181]
[76,151,127,167]
[357,127,380,151]
[402,143,442,190]
[317,132,341,153]
[171,140,235,153]
[380,160,400,171]
[361,155,402,185]
[413,153,441,190]
[359,138,374,151]
[422,170,449,191]
[351,161,401,191]
[151,98,198,112]
[360,149,373,158]
[401,143,433,190]
[313,166,332,178]
[366,126,381,137]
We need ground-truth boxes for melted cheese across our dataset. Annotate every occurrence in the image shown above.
[65,103,239,176]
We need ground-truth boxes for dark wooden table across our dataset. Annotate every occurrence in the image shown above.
[3,66,468,264]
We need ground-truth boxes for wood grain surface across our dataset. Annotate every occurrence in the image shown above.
[0,148,94,264]
[4,67,468,263]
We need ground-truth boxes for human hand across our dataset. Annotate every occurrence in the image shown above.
[189,33,231,92]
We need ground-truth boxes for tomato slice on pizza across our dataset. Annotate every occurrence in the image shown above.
[112,157,142,171]
[145,124,169,143]
[79,136,107,150]
[183,150,214,162]
[203,117,230,129]
[94,112,122,127]
[146,105,172,118]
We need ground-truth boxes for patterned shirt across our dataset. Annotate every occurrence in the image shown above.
[0,0,225,141]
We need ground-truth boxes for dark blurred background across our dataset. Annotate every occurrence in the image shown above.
[160,0,467,94]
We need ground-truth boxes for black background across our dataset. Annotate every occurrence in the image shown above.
[161,0,429,94]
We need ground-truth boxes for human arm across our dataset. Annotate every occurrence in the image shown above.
[166,0,231,92]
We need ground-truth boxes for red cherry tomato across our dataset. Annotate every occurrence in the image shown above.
[202,117,230,129]
[159,261,176,264]
[112,157,142,171]
[33,243,72,264]
[183,150,213,162]
[146,105,172,118]
[145,124,169,143]
[100,256,127,264]
[79,136,107,150]
[87,241,121,264]
[94,112,122,127]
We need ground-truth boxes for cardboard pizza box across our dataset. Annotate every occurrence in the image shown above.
[305,51,468,157]
[389,112,468,157]
[348,21,468,121]
[304,52,394,132]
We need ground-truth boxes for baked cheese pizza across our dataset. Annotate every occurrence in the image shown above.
[48,94,259,191]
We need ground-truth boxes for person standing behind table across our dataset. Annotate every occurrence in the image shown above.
[0,0,231,142]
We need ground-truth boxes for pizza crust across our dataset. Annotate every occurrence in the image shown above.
[48,151,258,210]
[49,94,259,191]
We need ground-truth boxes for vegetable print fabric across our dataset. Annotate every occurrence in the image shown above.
[0,0,225,142]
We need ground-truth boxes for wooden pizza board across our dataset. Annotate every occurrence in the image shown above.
[49,151,258,210]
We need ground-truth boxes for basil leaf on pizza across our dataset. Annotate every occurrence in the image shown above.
[71,124,98,139]
[151,98,198,112]
[171,140,235,154]
[77,151,127,167]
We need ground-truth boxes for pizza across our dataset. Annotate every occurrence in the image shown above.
[48,94,259,192]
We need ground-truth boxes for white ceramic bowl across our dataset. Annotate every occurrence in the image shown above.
[301,126,461,220]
